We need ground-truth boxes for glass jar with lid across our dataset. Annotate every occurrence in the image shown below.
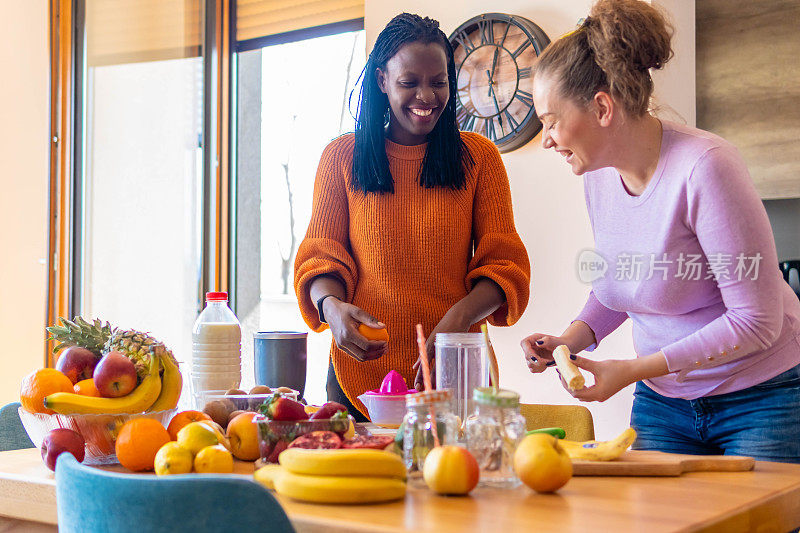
[402,389,459,483]
[465,387,526,488]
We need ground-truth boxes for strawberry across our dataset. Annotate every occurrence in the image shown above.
[267,439,289,463]
[309,401,348,420]
[261,395,309,421]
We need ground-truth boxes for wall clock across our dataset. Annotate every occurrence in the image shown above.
[449,13,550,153]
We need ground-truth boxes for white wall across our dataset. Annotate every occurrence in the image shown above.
[0,0,49,406]
[366,0,695,439]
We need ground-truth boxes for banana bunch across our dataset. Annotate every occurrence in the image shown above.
[43,353,182,415]
[254,448,407,504]
[559,427,637,461]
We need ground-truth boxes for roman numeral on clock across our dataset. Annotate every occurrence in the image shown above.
[511,39,531,59]
[454,30,476,54]
[478,19,494,45]
[516,89,534,107]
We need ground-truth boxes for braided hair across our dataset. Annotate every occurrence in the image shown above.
[352,13,473,193]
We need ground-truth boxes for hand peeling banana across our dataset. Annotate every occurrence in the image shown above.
[553,345,585,391]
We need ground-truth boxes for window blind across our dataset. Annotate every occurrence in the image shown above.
[236,0,364,42]
[86,0,202,66]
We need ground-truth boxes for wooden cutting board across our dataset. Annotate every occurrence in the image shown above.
[572,450,755,476]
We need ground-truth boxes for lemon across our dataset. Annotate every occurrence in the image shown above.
[343,419,355,440]
[194,444,234,474]
[177,421,219,456]
[198,419,232,452]
[154,442,193,476]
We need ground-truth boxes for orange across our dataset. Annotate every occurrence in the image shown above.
[20,368,74,414]
[74,378,102,397]
[358,323,389,343]
[513,434,573,493]
[167,410,213,441]
[115,418,171,472]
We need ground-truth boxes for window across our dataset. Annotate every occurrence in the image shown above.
[74,0,204,406]
[235,28,366,403]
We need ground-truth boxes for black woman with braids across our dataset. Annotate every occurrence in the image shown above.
[294,13,530,420]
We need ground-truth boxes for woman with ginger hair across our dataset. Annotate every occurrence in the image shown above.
[523,0,800,462]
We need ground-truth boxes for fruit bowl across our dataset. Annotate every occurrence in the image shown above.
[253,415,354,463]
[18,407,177,465]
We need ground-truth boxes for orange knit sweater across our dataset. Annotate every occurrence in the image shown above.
[294,131,530,417]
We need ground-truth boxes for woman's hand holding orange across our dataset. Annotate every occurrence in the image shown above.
[324,298,388,362]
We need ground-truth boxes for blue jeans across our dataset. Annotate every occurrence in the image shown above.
[631,364,800,463]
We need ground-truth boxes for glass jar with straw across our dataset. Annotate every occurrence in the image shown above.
[402,389,459,483]
[466,387,526,488]
[401,324,460,484]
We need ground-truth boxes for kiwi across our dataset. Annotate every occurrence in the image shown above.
[249,385,272,394]
[226,388,246,396]
[203,400,231,427]
[275,386,294,394]
[228,410,246,423]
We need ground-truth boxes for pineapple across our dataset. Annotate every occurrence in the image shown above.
[47,317,177,383]
[46,316,113,356]
[104,329,177,381]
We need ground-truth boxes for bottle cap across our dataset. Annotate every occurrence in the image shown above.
[406,389,451,407]
[206,291,228,301]
[473,387,520,408]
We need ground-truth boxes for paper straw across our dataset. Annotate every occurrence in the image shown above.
[415,323,439,447]
[481,324,500,392]
[415,324,433,392]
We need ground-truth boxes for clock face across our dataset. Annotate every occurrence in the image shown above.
[449,14,550,153]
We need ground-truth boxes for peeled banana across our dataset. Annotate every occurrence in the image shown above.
[553,345,585,390]
[44,354,162,415]
[560,427,637,461]
[147,353,182,412]
[273,470,406,504]
[279,448,406,479]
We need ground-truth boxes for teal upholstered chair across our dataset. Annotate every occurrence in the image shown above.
[0,402,34,451]
[56,453,295,533]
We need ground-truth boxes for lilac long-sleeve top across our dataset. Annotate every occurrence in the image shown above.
[575,120,800,399]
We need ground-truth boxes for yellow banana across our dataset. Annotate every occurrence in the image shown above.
[147,353,182,412]
[254,463,284,490]
[279,448,406,479]
[560,427,637,461]
[274,470,406,504]
[44,354,162,415]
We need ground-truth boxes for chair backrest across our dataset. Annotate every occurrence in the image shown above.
[520,403,595,441]
[0,402,34,451]
[55,454,295,533]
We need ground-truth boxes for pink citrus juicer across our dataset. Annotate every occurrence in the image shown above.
[357,370,416,427]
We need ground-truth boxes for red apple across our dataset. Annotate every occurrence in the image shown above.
[93,351,137,397]
[41,428,85,471]
[55,346,100,384]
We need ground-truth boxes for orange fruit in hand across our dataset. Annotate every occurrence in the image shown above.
[167,410,213,440]
[74,378,102,397]
[20,368,74,414]
[358,323,389,342]
[115,418,171,472]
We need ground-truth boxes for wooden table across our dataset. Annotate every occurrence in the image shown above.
[1,447,800,533]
